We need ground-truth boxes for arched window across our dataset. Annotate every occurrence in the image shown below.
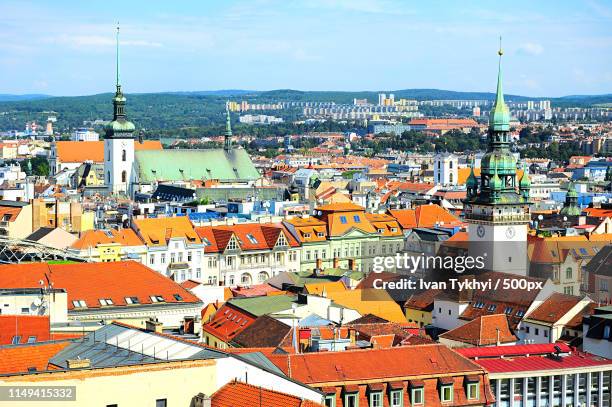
[121,170,127,183]
[449,173,454,183]
[122,149,127,162]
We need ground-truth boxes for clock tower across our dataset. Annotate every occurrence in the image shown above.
[464,41,531,276]
[104,24,136,196]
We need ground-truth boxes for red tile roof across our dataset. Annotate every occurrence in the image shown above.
[211,380,324,407]
[0,341,73,374]
[202,303,256,344]
[0,261,200,310]
[524,293,586,324]
[195,223,299,253]
[439,314,518,346]
[457,343,572,359]
[71,229,144,250]
[0,315,51,345]
[388,204,460,230]
[268,344,485,384]
[468,351,612,373]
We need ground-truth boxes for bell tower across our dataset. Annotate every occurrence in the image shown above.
[104,23,136,196]
[464,39,531,276]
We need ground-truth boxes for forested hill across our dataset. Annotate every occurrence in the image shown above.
[0,89,609,132]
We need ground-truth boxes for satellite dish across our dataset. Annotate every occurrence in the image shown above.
[33,298,42,307]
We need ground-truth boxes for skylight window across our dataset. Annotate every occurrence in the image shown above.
[99,298,114,306]
[353,215,360,222]
[125,296,140,305]
[173,294,183,301]
[202,238,211,246]
[487,304,497,312]
[246,234,258,244]
[474,301,484,309]
[504,306,513,315]
[516,309,525,317]
[150,295,165,303]
[72,300,87,308]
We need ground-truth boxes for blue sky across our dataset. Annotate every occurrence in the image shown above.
[1,0,611,97]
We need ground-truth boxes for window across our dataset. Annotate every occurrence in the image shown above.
[440,385,453,403]
[370,392,382,407]
[504,306,513,315]
[467,382,479,400]
[344,393,357,407]
[122,149,127,161]
[150,295,165,303]
[227,238,239,251]
[72,300,87,308]
[20,307,29,314]
[324,395,335,407]
[604,325,611,339]
[340,216,348,224]
[353,215,361,223]
[99,298,113,306]
[535,328,539,336]
[544,330,548,338]
[173,294,183,301]
[187,251,192,262]
[149,254,155,265]
[525,326,530,333]
[125,296,139,304]
[11,336,21,345]
[566,267,573,279]
[411,388,424,405]
[579,248,588,255]
[474,301,484,309]
[390,390,403,407]
[246,234,258,244]
[196,268,201,278]
[121,170,127,183]
[156,400,167,407]
[516,309,525,318]
[27,335,37,344]
[487,304,497,312]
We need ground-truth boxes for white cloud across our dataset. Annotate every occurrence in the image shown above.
[517,42,544,56]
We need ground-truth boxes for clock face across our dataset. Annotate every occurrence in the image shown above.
[505,226,516,239]
[476,225,485,238]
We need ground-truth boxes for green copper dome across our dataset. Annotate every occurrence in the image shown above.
[466,165,478,188]
[481,151,516,174]
[566,181,578,198]
[489,47,511,132]
[519,162,531,188]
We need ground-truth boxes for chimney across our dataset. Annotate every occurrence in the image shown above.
[66,358,91,369]
[191,393,211,407]
[146,319,163,334]
[315,258,323,271]
[333,257,340,268]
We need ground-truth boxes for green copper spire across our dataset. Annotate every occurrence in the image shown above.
[489,37,511,132]
[560,180,580,216]
[519,161,531,188]
[105,23,135,139]
[224,102,232,151]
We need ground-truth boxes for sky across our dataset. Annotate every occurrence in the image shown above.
[0,0,611,97]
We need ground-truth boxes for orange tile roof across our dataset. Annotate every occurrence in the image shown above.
[439,314,518,346]
[0,206,22,222]
[583,207,612,219]
[316,202,365,212]
[195,223,299,253]
[525,293,586,324]
[133,216,201,247]
[326,289,407,323]
[304,280,347,296]
[55,140,162,163]
[389,204,460,230]
[268,344,484,384]
[0,315,50,345]
[0,261,200,310]
[71,229,144,250]
[211,380,324,407]
[0,341,73,374]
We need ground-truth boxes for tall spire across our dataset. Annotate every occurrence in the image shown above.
[489,36,510,132]
[224,101,232,151]
[116,22,120,90]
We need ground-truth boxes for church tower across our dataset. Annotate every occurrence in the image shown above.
[464,41,531,276]
[104,24,136,196]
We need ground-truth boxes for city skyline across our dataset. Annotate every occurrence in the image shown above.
[1,0,611,97]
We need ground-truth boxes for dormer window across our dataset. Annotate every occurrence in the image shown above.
[226,237,239,251]
[99,298,114,306]
[125,296,140,305]
[487,304,497,312]
[466,378,479,400]
[246,234,258,244]
[150,295,165,303]
[304,232,311,238]
[317,232,324,238]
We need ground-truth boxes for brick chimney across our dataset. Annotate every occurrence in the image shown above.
[146,319,163,334]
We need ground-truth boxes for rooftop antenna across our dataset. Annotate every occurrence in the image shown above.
[116,22,120,89]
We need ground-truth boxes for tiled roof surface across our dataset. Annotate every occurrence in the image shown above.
[326,289,407,323]
[0,206,22,222]
[211,380,323,407]
[195,223,299,253]
[0,315,51,345]
[471,352,612,373]
[231,315,291,348]
[231,284,281,298]
[133,216,201,247]
[457,343,571,359]
[0,341,73,374]
[524,293,586,324]
[0,261,200,310]
[404,289,443,311]
[55,140,162,163]
[71,229,144,250]
[304,280,346,296]
[388,204,460,230]
[268,344,484,384]
[202,303,256,344]
[439,314,518,346]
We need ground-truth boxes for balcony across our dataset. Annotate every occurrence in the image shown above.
[465,213,531,223]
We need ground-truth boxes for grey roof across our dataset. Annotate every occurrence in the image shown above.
[234,352,285,375]
[0,200,29,207]
[50,323,226,369]
[25,227,55,242]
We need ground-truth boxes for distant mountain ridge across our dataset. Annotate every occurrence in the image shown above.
[0,94,53,102]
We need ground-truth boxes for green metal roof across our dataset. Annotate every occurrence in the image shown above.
[135,148,260,183]
[489,48,511,132]
[228,295,297,317]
